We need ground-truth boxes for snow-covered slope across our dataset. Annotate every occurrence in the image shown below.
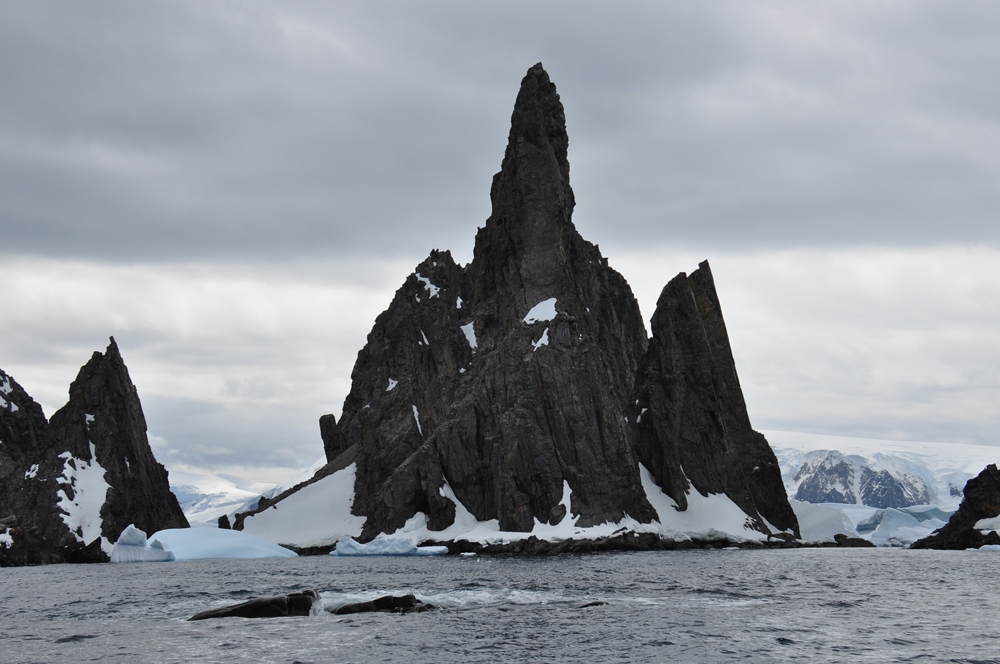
[170,457,326,525]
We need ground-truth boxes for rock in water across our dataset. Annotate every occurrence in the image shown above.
[296,63,797,540]
[189,589,319,620]
[911,465,1000,550]
[0,338,188,566]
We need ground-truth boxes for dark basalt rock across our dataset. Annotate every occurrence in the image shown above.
[293,63,797,542]
[329,594,435,615]
[0,338,188,566]
[189,589,319,620]
[911,464,1000,550]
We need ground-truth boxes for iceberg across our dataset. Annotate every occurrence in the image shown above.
[110,524,297,562]
[868,508,945,547]
[331,537,448,557]
[110,524,175,563]
[789,501,860,543]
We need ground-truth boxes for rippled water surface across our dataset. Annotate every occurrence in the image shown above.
[3,548,1000,663]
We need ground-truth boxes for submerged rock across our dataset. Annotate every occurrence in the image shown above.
[329,594,435,615]
[0,338,188,566]
[246,63,798,544]
[189,590,319,620]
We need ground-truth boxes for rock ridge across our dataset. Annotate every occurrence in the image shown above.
[256,63,799,542]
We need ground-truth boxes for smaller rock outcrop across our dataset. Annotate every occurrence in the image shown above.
[911,464,1000,550]
[0,338,188,566]
[189,590,320,620]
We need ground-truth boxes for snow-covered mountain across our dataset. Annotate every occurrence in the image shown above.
[768,430,998,511]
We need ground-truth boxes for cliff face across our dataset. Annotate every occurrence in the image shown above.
[312,63,798,541]
[0,338,188,566]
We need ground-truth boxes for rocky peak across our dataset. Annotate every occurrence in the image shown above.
[290,63,800,543]
[0,338,187,566]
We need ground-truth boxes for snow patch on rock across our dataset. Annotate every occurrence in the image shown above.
[523,297,557,324]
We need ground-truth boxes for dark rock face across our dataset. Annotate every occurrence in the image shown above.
[792,451,931,509]
[912,464,1000,550]
[0,338,188,566]
[189,590,319,620]
[306,63,798,541]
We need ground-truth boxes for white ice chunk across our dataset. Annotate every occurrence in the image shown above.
[414,273,441,299]
[789,500,859,543]
[524,297,557,324]
[387,378,398,392]
[56,442,112,554]
[147,528,297,561]
[532,328,549,351]
[412,404,423,436]
[331,537,448,556]
[24,464,39,479]
[461,322,478,349]
[240,463,366,548]
[977,515,1000,531]
[110,524,177,563]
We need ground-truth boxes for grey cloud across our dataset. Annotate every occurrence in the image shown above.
[4,2,999,266]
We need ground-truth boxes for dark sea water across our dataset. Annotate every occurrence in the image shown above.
[2,548,999,663]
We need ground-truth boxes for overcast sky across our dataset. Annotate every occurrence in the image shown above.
[2,1,998,484]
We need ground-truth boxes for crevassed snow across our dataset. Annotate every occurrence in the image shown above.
[387,378,398,392]
[148,528,297,561]
[331,537,448,556]
[240,463,366,548]
[412,404,423,436]
[24,464,39,479]
[56,442,112,554]
[414,273,441,299]
[460,322,478,349]
[523,297,557,324]
[532,328,549,351]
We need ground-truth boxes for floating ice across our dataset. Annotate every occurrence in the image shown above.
[532,328,549,351]
[331,537,448,556]
[149,527,297,561]
[461,322,478,349]
[523,298,557,324]
[414,273,441,299]
[109,524,176,563]
[868,508,943,547]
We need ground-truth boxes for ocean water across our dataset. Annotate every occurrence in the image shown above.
[2,548,999,663]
